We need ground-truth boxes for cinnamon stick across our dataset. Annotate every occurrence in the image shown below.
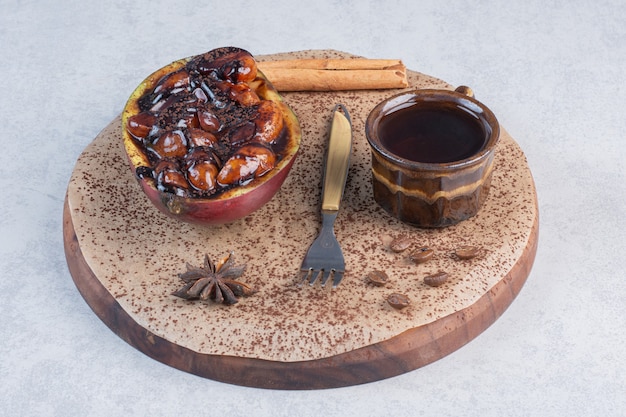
[257,58,408,91]
[258,58,405,71]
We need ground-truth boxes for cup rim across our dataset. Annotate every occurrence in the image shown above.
[365,88,500,170]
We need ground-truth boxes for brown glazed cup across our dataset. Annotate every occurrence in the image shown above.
[365,86,500,228]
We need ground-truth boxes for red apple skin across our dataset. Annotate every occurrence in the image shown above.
[136,153,297,225]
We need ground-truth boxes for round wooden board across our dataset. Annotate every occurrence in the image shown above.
[63,50,538,390]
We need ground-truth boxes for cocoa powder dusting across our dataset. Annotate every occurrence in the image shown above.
[66,50,537,362]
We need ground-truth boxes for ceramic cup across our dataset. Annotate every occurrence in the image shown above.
[365,86,500,228]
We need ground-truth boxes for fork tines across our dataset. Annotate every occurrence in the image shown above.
[299,268,343,288]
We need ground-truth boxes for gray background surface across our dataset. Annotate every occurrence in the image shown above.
[1,0,624,415]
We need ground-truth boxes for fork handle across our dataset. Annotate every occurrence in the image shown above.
[321,104,352,212]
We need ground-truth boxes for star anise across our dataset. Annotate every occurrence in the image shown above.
[173,252,256,305]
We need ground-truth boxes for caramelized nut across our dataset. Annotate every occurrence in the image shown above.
[254,100,284,144]
[455,245,481,260]
[184,148,219,194]
[127,112,157,139]
[366,270,389,287]
[423,271,449,287]
[221,52,258,83]
[386,293,410,310]
[187,128,218,148]
[409,247,434,264]
[153,68,190,95]
[149,130,188,159]
[229,83,261,106]
[217,143,276,186]
[197,108,222,133]
[154,160,189,193]
[390,235,412,253]
[186,161,218,193]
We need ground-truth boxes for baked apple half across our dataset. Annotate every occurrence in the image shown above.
[121,47,301,225]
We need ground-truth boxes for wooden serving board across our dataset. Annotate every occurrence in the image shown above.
[63,50,538,390]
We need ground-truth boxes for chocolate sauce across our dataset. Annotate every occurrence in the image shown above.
[129,47,290,198]
[378,104,487,163]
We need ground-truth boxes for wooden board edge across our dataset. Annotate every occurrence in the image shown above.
[63,192,539,390]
